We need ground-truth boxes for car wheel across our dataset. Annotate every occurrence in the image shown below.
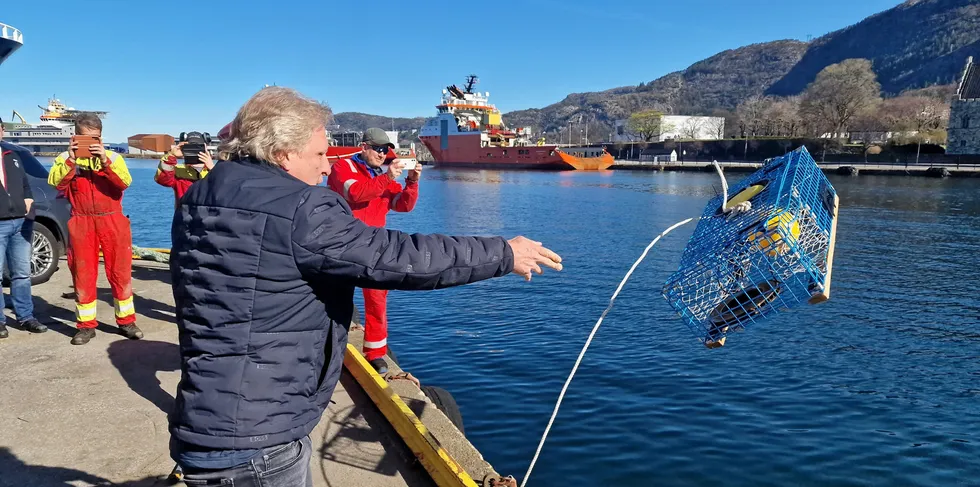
[31,223,59,285]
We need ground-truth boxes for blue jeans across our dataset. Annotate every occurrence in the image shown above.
[180,436,313,487]
[0,218,34,321]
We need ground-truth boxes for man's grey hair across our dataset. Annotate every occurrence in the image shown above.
[219,87,330,163]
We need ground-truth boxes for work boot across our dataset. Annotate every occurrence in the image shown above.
[118,324,144,340]
[0,323,8,339]
[168,464,184,482]
[368,358,388,375]
[71,328,96,345]
[19,318,48,334]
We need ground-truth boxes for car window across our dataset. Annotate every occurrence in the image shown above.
[2,143,49,178]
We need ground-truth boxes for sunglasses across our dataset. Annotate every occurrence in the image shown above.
[370,145,389,155]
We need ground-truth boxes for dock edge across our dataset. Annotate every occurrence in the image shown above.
[343,343,481,487]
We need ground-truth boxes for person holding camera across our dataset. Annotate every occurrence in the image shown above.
[0,118,48,339]
[48,113,141,345]
[326,128,422,373]
[155,133,215,207]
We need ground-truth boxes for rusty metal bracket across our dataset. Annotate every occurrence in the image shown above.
[483,474,517,487]
[386,371,421,389]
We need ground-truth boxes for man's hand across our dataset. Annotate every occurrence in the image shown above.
[508,236,563,281]
[387,160,404,180]
[25,198,33,219]
[200,150,215,170]
[68,140,78,160]
[406,162,422,182]
[170,142,186,158]
[90,144,107,162]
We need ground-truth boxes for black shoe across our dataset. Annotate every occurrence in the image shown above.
[19,318,47,334]
[0,324,7,339]
[168,464,184,482]
[368,358,388,375]
[118,324,143,340]
[71,328,96,345]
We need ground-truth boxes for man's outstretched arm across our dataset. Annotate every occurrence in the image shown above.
[291,188,561,290]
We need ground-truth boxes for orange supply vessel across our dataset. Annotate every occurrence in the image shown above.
[419,75,613,171]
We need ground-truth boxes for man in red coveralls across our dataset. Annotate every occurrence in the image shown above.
[155,142,215,207]
[48,113,141,345]
[328,128,420,373]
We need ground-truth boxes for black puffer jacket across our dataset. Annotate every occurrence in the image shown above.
[0,148,34,219]
[169,158,513,450]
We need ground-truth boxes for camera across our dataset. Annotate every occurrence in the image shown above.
[179,131,211,165]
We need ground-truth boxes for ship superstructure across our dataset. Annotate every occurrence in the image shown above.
[2,98,109,155]
[38,98,108,129]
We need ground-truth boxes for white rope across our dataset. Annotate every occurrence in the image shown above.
[519,217,695,487]
[714,160,729,211]
[713,160,751,219]
[521,161,745,486]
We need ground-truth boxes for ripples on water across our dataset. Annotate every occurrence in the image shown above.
[50,159,980,486]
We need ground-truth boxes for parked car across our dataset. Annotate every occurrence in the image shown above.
[0,141,71,284]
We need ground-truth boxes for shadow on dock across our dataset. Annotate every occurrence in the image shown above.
[107,340,180,415]
[28,295,121,338]
[0,447,172,486]
[318,373,435,487]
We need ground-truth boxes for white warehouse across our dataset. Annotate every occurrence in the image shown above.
[613,115,725,142]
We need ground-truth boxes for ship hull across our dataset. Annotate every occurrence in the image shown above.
[426,160,573,170]
[0,38,20,66]
[420,134,611,171]
[0,23,23,66]
[557,151,615,171]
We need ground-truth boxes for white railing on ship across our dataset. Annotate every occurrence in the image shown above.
[1,23,24,44]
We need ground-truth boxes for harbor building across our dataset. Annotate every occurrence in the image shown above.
[613,115,725,143]
[947,56,980,155]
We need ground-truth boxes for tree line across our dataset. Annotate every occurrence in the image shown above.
[627,58,952,154]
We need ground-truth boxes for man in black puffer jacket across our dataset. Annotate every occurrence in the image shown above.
[169,87,563,486]
[0,121,48,339]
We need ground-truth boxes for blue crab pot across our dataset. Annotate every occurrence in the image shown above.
[662,146,839,348]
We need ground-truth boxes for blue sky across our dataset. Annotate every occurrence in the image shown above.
[2,0,901,143]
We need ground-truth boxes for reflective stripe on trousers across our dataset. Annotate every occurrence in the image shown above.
[362,288,388,361]
[67,213,135,328]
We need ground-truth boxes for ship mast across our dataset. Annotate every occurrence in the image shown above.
[463,75,478,94]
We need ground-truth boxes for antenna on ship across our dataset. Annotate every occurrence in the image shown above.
[464,74,479,94]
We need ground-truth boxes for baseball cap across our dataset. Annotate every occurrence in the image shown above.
[217,122,232,140]
[362,128,394,148]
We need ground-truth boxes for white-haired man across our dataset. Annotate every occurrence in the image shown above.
[169,86,563,486]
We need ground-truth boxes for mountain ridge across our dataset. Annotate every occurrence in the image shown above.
[334,0,979,139]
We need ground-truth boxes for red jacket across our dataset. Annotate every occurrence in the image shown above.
[327,155,418,227]
[154,154,209,206]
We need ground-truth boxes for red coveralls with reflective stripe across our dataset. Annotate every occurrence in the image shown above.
[327,155,419,360]
[48,150,135,329]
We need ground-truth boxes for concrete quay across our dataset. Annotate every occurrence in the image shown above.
[612,159,980,177]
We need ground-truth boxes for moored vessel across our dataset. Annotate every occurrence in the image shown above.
[419,75,613,171]
[2,98,109,155]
